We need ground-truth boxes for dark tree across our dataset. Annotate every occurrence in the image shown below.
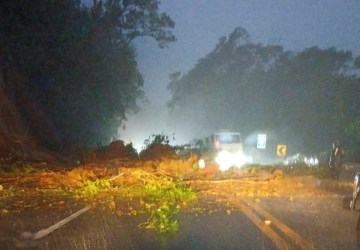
[167,27,360,159]
[0,0,176,149]
[167,28,287,139]
[269,47,358,153]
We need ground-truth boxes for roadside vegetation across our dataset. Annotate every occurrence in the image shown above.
[0,134,199,233]
[66,170,196,233]
[0,134,356,233]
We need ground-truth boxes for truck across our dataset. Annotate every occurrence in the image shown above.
[200,131,251,171]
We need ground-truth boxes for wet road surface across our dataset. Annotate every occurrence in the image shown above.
[1,192,359,250]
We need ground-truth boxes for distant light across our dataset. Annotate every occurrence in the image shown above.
[135,144,144,154]
[304,156,319,166]
[198,159,206,169]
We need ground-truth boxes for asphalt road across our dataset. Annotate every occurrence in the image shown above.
[1,165,360,249]
[1,193,359,249]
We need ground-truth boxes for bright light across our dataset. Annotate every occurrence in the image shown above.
[135,144,144,154]
[198,159,206,169]
[215,150,233,171]
[215,150,252,171]
[304,157,319,166]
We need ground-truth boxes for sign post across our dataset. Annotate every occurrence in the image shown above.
[257,134,267,149]
[277,144,287,157]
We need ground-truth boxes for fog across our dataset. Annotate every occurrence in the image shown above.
[120,1,360,161]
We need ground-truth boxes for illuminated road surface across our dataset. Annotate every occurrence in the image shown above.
[1,194,359,249]
[2,165,360,249]
[173,196,359,250]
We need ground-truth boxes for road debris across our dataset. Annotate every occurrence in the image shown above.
[15,206,90,248]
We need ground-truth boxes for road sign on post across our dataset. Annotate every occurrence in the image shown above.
[257,134,267,149]
[277,144,287,157]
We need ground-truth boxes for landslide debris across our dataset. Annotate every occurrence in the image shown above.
[0,137,355,204]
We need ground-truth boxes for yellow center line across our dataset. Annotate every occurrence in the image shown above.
[240,203,293,249]
[244,198,314,249]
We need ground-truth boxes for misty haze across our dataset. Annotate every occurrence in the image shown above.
[0,1,359,249]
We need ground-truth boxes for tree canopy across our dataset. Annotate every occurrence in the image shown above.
[167,27,360,160]
[0,0,175,149]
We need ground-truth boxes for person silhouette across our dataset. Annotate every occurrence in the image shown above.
[329,141,345,180]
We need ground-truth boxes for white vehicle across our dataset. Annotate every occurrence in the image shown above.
[203,131,251,171]
[212,132,243,152]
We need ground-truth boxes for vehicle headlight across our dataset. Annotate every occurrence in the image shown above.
[198,159,206,169]
[215,150,233,171]
[215,150,251,171]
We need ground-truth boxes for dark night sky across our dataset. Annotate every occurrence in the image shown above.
[120,0,360,147]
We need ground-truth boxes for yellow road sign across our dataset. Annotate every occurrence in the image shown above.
[277,144,287,157]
